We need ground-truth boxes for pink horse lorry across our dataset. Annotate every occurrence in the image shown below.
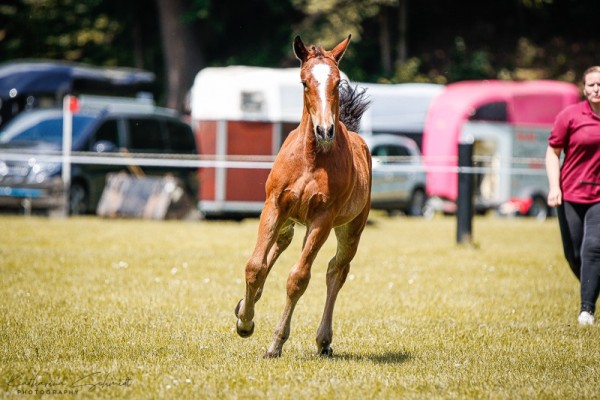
[422,80,580,218]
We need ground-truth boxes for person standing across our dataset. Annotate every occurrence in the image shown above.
[546,66,600,326]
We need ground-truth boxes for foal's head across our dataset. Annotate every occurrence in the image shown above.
[293,35,351,150]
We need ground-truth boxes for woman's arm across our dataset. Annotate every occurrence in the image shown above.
[545,146,563,207]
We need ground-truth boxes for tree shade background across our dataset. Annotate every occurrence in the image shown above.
[1,0,597,109]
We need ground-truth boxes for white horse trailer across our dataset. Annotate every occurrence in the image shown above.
[190,66,304,217]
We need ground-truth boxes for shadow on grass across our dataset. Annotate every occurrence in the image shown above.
[330,351,411,365]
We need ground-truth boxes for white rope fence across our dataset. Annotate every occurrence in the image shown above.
[0,150,548,176]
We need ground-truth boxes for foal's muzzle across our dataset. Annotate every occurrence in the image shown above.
[315,124,335,143]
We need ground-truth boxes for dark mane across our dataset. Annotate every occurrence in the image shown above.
[339,80,370,132]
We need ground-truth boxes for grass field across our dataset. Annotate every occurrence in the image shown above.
[1,213,598,399]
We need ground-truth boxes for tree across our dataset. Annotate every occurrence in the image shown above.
[5,0,600,99]
[375,0,408,75]
[0,0,121,64]
[155,0,205,111]
[291,0,407,79]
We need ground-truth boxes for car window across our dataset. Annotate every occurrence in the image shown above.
[0,110,95,146]
[166,120,196,153]
[4,118,63,144]
[372,144,410,160]
[127,118,165,152]
[91,119,120,148]
[469,101,507,122]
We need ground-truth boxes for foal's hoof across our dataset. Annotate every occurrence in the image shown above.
[263,350,282,359]
[234,299,255,338]
[234,299,243,317]
[236,319,255,338]
[319,346,333,357]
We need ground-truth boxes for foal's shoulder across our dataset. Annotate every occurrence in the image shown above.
[347,130,369,152]
[278,128,301,152]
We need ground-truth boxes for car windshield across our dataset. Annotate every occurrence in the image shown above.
[0,110,95,147]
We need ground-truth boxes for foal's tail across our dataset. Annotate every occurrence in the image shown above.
[339,80,370,132]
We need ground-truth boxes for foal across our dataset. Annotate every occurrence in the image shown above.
[235,35,371,358]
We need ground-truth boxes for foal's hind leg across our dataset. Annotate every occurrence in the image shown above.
[264,222,333,358]
[235,209,293,338]
[316,209,368,356]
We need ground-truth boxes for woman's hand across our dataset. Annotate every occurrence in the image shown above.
[547,187,562,207]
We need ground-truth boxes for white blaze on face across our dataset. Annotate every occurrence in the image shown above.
[311,63,332,125]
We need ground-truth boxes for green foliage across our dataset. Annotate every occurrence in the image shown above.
[197,0,304,67]
[186,0,211,20]
[1,0,115,63]
[291,0,391,46]
[446,37,494,81]
[1,214,599,398]
[392,57,447,84]
[0,0,162,70]
[2,0,600,102]
[521,0,554,7]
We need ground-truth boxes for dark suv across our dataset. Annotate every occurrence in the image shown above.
[0,96,198,214]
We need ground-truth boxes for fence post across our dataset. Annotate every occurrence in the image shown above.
[456,141,474,244]
[61,95,77,217]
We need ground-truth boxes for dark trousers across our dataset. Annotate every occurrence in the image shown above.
[557,201,600,314]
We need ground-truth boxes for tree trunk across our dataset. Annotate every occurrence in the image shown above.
[378,9,392,76]
[132,17,145,69]
[396,0,408,66]
[155,0,205,111]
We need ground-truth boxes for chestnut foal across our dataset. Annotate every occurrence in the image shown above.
[235,35,371,358]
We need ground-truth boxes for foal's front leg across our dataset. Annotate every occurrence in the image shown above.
[235,204,286,338]
[264,223,332,358]
[254,220,295,303]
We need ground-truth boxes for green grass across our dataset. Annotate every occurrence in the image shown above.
[1,213,598,399]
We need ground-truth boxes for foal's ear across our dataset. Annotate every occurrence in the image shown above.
[330,34,352,64]
[293,35,309,64]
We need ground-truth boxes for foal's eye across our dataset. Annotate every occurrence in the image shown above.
[333,81,341,92]
[301,81,308,90]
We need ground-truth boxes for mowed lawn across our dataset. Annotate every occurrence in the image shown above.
[1,213,598,399]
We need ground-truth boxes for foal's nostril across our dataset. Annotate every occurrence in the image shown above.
[326,125,334,140]
[316,125,325,139]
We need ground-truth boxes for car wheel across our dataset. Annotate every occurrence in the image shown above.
[69,183,89,215]
[528,195,548,221]
[407,188,426,217]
